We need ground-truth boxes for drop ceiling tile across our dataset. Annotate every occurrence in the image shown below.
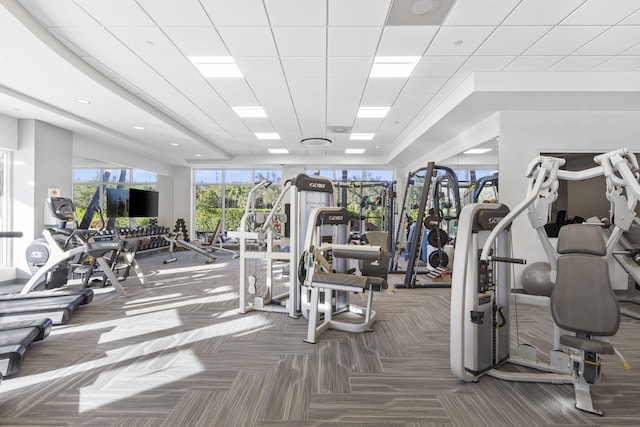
[217,27,278,56]
[51,27,130,56]
[455,56,517,76]
[445,0,520,25]
[561,0,640,25]
[548,55,611,71]
[288,79,326,95]
[93,55,158,79]
[328,0,392,26]
[503,56,563,71]
[574,26,640,56]
[200,0,269,26]
[281,57,326,79]
[136,0,211,26]
[272,27,326,57]
[292,94,326,113]
[163,28,229,56]
[426,26,495,56]
[234,57,285,79]
[328,78,367,95]
[476,26,552,56]
[376,26,438,56]
[413,56,467,77]
[242,118,274,132]
[125,77,191,107]
[143,56,202,80]
[109,27,183,56]
[402,77,448,95]
[351,117,384,131]
[363,78,407,95]
[247,78,290,96]
[623,43,640,55]
[525,26,607,56]
[265,0,327,26]
[328,27,383,57]
[327,57,373,78]
[360,92,398,106]
[593,56,640,71]
[327,95,360,125]
[504,0,585,25]
[172,79,225,103]
[75,0,155,26]
[621,9,640,24]
[19,0,97,26]
[207,78,255,97]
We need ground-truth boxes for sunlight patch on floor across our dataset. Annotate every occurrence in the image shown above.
[78,349,204,413]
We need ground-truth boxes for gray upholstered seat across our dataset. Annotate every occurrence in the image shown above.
[549,223,621,415]
[550,224,620,349]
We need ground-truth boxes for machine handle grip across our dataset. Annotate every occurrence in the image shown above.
[0,231,23,238]
[490,256,527,264]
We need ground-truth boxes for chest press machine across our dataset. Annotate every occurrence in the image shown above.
[450,148,640,416]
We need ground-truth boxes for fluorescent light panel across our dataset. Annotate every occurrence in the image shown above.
[268,148,289,154]
[188,56,243,78]
[357,107,389,118]
[233,106,267,118]
[464,148,492,154]
[350,133,375,140]
[370,56,420,78]
[255,132,280,140]
[346,148,366,154]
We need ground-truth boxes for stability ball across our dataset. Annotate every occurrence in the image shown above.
[521,262,553,297]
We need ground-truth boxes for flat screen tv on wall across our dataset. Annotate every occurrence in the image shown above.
[128,188,159,217]
[106,188,130,218]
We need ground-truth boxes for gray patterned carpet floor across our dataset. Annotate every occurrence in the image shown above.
[1,249,639,426]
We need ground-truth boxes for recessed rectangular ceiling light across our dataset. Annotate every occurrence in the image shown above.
[188,56,243,78]
[346,148,366,154]
[370,56,420,78]
[255,132,280,140]
[350,133,375,140]
[234,107,267,118]
[357,107,390,118]
[464,148,492,154]
[268,148,289,154]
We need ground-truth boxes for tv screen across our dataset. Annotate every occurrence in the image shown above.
[106,188,129,218]
[129,188,159,217]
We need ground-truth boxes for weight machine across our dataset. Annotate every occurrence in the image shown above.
[229,174,335,318]
[391,163,460,288]
[333,180,396,246]
[450,148,640,416]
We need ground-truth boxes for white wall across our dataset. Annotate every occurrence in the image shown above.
[500,110,640,289]
[172,167,191,235]
[14,119,72,277]
[0,113,18,151]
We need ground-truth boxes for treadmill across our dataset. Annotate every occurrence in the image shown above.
[0,318,52,377]
[0,227,91,325]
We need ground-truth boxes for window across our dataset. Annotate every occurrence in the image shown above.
[193,169,282,234]
[72,167,157,229]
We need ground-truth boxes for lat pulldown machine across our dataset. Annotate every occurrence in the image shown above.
[450,148,640,416]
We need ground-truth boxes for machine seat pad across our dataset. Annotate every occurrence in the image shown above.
[560,335,615,354]
[332,248,380,261]
[368,276,388,291]
[313,272,370,290]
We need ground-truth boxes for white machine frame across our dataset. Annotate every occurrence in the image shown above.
[451,148,640,415]
[229,174,335,318]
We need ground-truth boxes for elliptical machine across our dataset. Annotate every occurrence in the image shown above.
[25,197,79,290]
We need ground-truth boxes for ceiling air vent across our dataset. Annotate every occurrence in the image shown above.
[386,0,456,26]
[301,137,332,147]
